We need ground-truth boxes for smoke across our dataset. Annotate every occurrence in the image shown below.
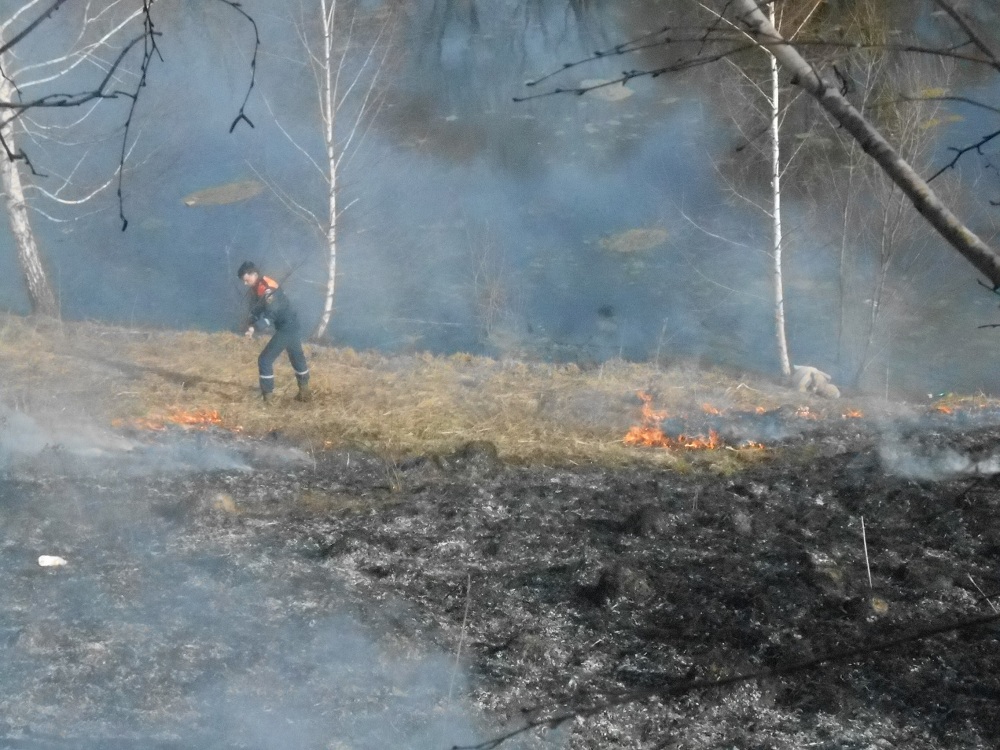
[0,406,252,473]
[0,407,138,466]
[878,433,1000,481]
[0,411,546,750]
[204,614,490,750]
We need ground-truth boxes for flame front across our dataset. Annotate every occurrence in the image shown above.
[115,408,223,431]
[166,408,222,427]
[624,392,722,450]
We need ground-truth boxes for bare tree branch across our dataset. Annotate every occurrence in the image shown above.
[0,0,71,58]
[0,0,260,229]
[901,93,1000,117]
[932,0,1000,73]
[929,127,1000,183]
[214,0,259,133]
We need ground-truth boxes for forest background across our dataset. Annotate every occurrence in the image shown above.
[3,0,1000,398]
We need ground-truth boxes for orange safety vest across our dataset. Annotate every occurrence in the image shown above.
[253,276,280,299]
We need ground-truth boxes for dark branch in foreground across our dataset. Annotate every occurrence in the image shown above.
[932,0,1000,74]
[0,0,259,230]
[513,42,756,103]
[114,0,258,230]
[113,1,163,230]
[900,94,1000,117]
[927,128,1000,184]
[0,0,71,58]
[976,278,1000,295]
[214,0,260,133]
[452,610,1000,750]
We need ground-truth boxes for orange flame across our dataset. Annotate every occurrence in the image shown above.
[623,425,671,447]
[624,392,723,450]
[115,408,223,432]
[166,408,223,427]
[701,403,722,415]
[680,429,722,450]
[842,409,864,419]
[636,391,667,422]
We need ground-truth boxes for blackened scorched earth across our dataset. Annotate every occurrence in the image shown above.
[2,415,1000,749]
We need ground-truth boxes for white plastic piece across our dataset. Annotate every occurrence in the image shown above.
[38,555,68,567]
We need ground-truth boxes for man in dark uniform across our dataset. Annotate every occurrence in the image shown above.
[237,261,311,403]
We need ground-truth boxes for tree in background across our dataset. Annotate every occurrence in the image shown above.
[800,3,959,389]
[703,0,827,378]
[727,0,1000,288]
[0,1,143,315]
[0,0,256,317]
[256,0,396,340]
[531,0,1000,299]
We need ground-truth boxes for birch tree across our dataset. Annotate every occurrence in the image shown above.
[728,0,1000,288]
[0,0,257,316]
[766,0,791,377]
[259,0,395,340]
[0,1,147,315]
[700,0,825,377]
[526,0,1000,292]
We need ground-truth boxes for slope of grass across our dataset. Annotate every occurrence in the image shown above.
[0,313,862,467]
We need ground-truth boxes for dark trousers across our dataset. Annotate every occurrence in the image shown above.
[258,323,309,394]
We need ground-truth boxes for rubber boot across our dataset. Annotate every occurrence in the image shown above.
[295,384,312,403]
[262,391,274,404]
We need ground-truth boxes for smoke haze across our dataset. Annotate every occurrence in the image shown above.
[4,1,1000,392]
[0,418,547,749]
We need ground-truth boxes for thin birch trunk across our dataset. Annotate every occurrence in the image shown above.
[769,3,791,377]
[313,0,338,340]
[0,77,57,317]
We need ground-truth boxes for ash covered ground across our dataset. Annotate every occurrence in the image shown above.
[2,404,1000,749]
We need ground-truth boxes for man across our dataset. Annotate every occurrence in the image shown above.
[237,261,311,403]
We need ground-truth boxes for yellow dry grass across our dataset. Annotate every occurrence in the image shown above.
[0,313,850,468]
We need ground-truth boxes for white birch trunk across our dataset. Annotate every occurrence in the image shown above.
[730,0,1000,288]
[0,76,57,317]
[313,0,338,340]
[768,3,791,377]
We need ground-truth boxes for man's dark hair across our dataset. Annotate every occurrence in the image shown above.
[237,261,258,279]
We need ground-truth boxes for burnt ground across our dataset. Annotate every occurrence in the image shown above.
[2,407,1000,749]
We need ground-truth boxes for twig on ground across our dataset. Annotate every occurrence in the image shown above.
[449,572,473,702]
[862,516,873,589]
[968,574,999,614]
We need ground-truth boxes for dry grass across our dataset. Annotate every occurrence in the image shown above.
[0,313,859,468]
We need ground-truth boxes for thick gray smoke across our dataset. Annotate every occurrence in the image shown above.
[0,413,547,750]
[879,435,1000,481]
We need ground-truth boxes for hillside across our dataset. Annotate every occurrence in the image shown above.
[0,312,883,467]
[3,313,1000,749]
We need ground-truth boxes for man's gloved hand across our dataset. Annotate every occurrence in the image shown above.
[244,326,255,338]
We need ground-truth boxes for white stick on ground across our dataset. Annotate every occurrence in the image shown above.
[861,516,872,589]
[969,574,999,613]
[449,572,472,702]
